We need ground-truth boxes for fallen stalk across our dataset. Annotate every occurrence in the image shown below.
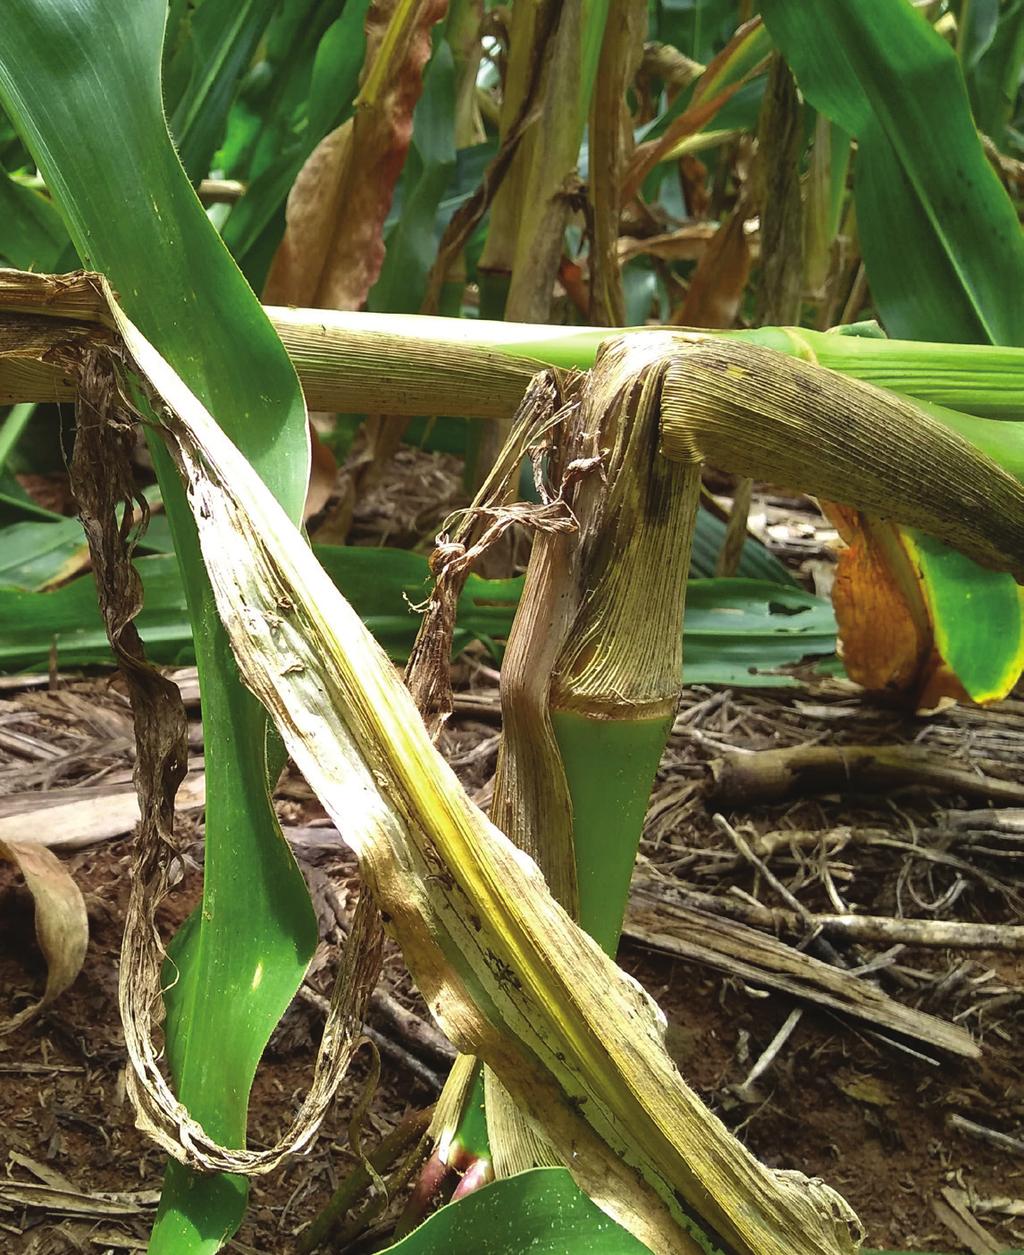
[3,268,1024,443]
[648,884,1024,953]
[9,271,1024,1253]
[710,743,1024,807]
[107,291,866,1254]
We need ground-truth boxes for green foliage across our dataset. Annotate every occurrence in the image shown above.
[0,2,316,1248]
[2,0,1022,1249]
[0,172,66,270]
[164,0,282,180]
[0,551,837,684]
[380,1169,651,1254]
[761,0,1024,345]
[219,0,370,283]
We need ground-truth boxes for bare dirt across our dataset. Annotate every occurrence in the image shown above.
[0,666,1022,1254]
[1,447,1022,1254]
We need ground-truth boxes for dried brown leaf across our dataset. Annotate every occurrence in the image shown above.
[263,121,354,308]
[672,198,752,328]
[264,0,449,312]
[305,423,338,521]
[0,839,88,1033]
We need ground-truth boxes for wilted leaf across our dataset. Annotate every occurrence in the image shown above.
[672,198,752,328]
[263,0,449,311]
[0,838,88,1033]
[262,119,354,307]
[827,505,933,695]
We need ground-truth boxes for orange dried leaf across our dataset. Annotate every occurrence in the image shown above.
[827,504,966,707]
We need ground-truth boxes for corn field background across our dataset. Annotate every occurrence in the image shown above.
[0,1,1023,1253]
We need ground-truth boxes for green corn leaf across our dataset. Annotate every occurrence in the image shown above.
[0,477,67,524]
[0,491,169,592]
[905,528,1024,701]
[962,0,1024,144]
[0,403,40,476]
[0,549,837,685]
[0,169,68,270]
[164,0,281,181]
[759,0,1024,345]
[0,516,94,591]
[0,2,315,1249]
[683,580,837,687]
[377,1164,965,1255]
[688,507,797,584]
[219,0,369,281]
[955,0,1001,72]
[379,1168,651,1254]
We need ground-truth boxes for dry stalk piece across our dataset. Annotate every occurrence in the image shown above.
[480,335,701,1175]
[297,1106,434,1253]
[946,808,1024,833]
[651,883,1024,954]
[710,743,1024,806]
[404,370,577,740]
[947,1114,1024,1156]
[624,893,978,1058]
[587,0,647,327]
[734,1007,803,1101]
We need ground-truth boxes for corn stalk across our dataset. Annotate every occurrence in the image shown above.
[5,271,1022,1253]
[4,270,1024,456]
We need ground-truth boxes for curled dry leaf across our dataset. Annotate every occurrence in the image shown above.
[66,347,384,1179]
[0,838,88,1034]
[827,504,934,694]
[263,120,354,309]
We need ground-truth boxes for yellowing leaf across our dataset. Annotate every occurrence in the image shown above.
[109,291,860,1255]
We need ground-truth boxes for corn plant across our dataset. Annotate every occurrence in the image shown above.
[0,0,1023,1253]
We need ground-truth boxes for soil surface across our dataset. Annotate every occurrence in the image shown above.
[1,453,1022,1254]
[0,666,1022,1254]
